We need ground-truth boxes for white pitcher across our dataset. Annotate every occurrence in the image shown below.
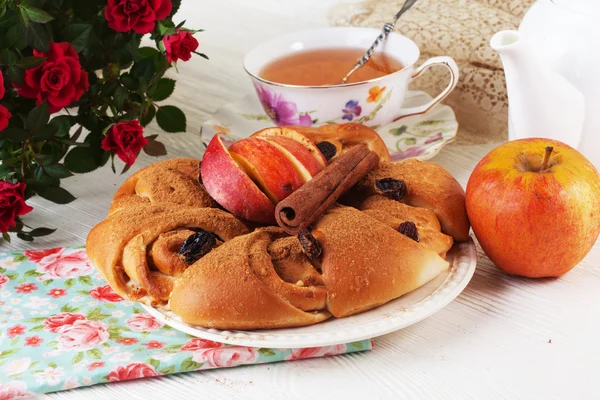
[491,0,600,168]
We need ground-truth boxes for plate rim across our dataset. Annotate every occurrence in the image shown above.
[141,237,477,348]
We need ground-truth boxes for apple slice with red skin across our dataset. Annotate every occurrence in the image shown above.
[258,135,324,182]
[229,138,304,203]
[201,134,275,224]
[252,127,327,169]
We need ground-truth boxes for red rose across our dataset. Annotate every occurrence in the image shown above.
[0,105,10,131]
[180,338,223,352]
[43,312,86,333]
[24,247,62,263]
[107,362,161,382]
[89,284,123,302]
[0,181,33,233]
[101,120,148,166]
[0,70,5,99]
[13,42,89,114]
[163,29,199,63]
[105,0,172,34]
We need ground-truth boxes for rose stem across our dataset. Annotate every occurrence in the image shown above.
[541,146,554,171]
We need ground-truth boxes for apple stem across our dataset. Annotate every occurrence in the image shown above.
[541,146,554,171]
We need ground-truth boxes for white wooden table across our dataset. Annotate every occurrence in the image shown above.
[6,1,599,398]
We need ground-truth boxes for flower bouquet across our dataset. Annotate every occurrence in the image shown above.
[0,0,205,242]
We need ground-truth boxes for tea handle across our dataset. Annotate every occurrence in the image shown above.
[393,56,459,121]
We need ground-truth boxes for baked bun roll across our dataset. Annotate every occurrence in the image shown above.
[170,228,331,329]
[357,195,454,258]
[289,123,391,161]
[312,206,449,318]
[110,158,216,214]
[87,205,249,306]
[354,159,470,241]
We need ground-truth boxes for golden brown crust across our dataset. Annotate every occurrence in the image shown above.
[355,159,470,241]
[110,158,216,214]
[87,205,250,306]
[357,195,453,257]
[290,123,391,161]
[313,206,449,318]
[169,230,330,329]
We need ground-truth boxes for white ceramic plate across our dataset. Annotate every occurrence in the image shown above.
[142,238,477,348]
[201,90,458,162]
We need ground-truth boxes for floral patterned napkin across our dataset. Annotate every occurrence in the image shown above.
[0,246,373,398]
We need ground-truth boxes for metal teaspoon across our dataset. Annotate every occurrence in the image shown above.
[340,0,419,85]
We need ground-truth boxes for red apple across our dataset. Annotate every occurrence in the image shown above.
[258,135,324,182]
[229,138,304,203]
[200,135,275,224]
[253,127,327,168]
[466,138,600,278]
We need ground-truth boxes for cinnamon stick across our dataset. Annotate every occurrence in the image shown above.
[275,145,379,235]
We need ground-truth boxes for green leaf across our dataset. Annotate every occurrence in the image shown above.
[104,303,116,309]
[64,278,75,288]
[137,47,159,60]
[17,232,34,242]
[26,22,51,53]
[350,341,364,349]
[47,340,58,347]
[147,358,160,370]
[5,24,27,49]
[87,349,102,359]
[37,186,76,204]
[0,349,20,359]
[143,140,167,157]
[44,164,72,178]
[60,24,91,52]
[48,362,57,368]
[64,146,103,173]
[159,365,175,374]
[78,275,92,285]
[132,307,143,314]
[131,57,156,86]
[140,104,156,127]
[0,49,18,65]
[72,351,84,364]
[2,128,29,142]
[120,73,138,91]
[150,78,175,101]
[43,279,53,285]
[107,318,118,324]
[170,0,181,17]
[16,56,46,69]
[113,85,129,110]
[21,6,54,24]
[258,348,275,357]
[156,105,186,133]
[180,356,202,372]
[10,337,19,346]
[24,269,43,277]
[2,232,10,243]
[25,316,48,323]
[389,125,408,136]
[33,124,57,140]
[29,227,56,237]
[77,290,90,295]
[87,307,110,321]
[29,325,45,332]
[4,273,18,280]
[49,116,73,138]
[61,303,76,312]
[26,101,50,132]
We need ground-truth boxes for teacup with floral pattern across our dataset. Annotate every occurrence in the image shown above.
[244,27,459,129]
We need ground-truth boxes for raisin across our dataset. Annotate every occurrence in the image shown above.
[316,141,336,161]
[297,229,322,260]
[178,230,218,264]
[398,221,419,242]
[375,178,407,201]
